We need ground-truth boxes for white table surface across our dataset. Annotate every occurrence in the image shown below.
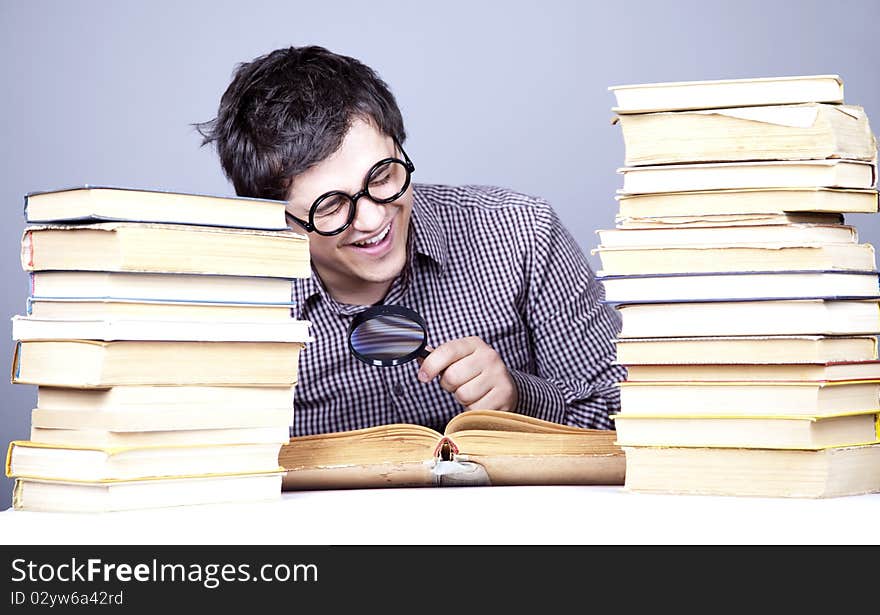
[2,485,879,545]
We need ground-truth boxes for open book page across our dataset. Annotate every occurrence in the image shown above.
[446,410,625,485]
[280,423,441,490]
[280,410,626,490]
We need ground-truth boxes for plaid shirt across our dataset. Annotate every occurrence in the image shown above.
[291,183,625,436]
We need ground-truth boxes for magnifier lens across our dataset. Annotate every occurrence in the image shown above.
[350,315,424,359]
[348,305,429,367]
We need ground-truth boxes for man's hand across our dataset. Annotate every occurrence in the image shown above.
[417,336,519,412]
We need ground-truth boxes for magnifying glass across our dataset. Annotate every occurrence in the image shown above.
[348,304,431,367]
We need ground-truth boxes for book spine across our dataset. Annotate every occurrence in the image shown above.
[20,230,34,271]
[10,341,22,383]
[5,441,16,477]
[432,436,459,461]
[11,479,22,510]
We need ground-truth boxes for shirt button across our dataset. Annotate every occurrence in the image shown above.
[392,383,405,396]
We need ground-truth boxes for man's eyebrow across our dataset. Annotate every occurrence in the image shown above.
[296,149,398,205]
[329,154,393,192]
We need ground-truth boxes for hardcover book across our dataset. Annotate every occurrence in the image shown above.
[10,315,312,343]
[28,385,298,436]
[622,443,880,498]
[617,160,877,194]
[616,299,880,338]
[615,212,845,229]
[596,223,858,248]
[6,440,285,482]
[34,384,295,412]
[24,185,290,230]
[615,103,877,167]
[613,411,879,449]
[11,472,285,512]
[622,361,880,382]
[12,339,306,386]
[280,409,625,489]
[594,242,876,276]
[614,335,878,365]
[25,297,297,322]
[29,425,292,449]
[609,75,845,114]
[31,405,295,433]
[616,187,878,218]
[20,223,310,278]
[28,271,297,304]
[598,270,880,304]
[617,379,880,417]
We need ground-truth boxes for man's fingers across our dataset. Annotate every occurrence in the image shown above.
[465,389,504,412]
[417,338,478,382]
[416,346,434,367]
[416,335,518,412]
[453,371,493,406]
[438,352,484,392]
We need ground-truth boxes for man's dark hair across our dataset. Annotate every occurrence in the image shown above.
[195,45,406,201]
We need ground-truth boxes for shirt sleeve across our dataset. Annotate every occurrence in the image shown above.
[509,199,626,429]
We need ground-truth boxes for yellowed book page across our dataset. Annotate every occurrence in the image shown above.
[280,424,440,470]
[451,429,621,456]
[618,104,877,166]
[282,462,436,490]
[445,409,597,434]
[460,454,625,486]
[21,224,309,278]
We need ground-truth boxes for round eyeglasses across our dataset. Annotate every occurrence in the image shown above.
[286,137,415,236]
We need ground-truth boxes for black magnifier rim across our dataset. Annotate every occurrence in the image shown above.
[348,304,428,367]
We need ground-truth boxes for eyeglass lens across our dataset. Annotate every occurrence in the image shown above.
[311,159,410,234]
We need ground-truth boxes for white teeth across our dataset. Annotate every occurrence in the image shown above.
[354,224,390,247]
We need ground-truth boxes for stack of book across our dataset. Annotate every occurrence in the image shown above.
[6,186,312,512]
[595,75,880,497]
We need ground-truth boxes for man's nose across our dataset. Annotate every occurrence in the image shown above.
[351,196,386,230]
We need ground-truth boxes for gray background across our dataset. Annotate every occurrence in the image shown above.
[2,0,879,501]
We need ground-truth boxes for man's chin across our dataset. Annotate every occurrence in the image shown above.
[354,260,406,285]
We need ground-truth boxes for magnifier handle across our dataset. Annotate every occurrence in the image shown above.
[418,345,433,359]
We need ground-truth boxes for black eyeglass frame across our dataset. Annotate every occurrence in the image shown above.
[285,137,415,236]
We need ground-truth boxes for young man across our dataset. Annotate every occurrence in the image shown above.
[197,45,625,436]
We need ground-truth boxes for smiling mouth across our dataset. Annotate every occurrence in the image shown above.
[351,222,392,247]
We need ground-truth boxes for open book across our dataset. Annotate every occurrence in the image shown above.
[280,409,625,489]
